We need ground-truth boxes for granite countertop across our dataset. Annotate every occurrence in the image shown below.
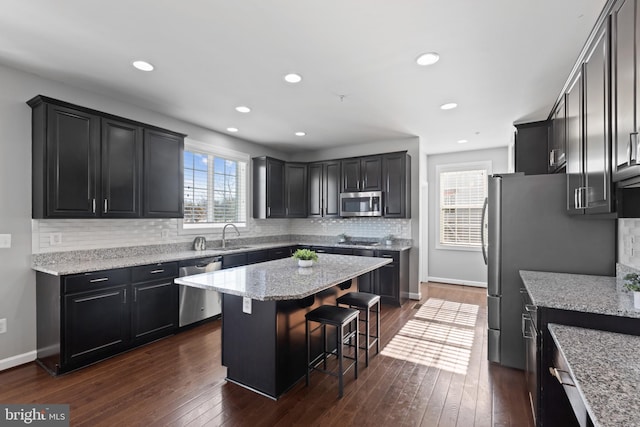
[33,241,412,276]
[174,253,392,301]
[548,324,640,427]
[519,270,640,319]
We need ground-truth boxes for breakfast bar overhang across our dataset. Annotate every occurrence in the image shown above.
[174,253,392,399]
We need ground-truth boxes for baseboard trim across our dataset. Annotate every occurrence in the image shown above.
[0,351,37,372]
[409,292,421,300]
[428,276,487,288]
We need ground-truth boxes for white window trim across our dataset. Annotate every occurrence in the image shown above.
[179,139,251,235]
[435,160,492,252]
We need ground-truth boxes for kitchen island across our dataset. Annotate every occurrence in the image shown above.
[175,253,392,399]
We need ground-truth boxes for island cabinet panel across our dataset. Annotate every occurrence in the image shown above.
[36,262,178,375]
[28,95,185,219]
[221,281,355,398]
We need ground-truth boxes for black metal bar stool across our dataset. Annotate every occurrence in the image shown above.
[305,305,359,398]
[336,292,381,367]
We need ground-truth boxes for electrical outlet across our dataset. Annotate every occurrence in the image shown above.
[50,233,62,246]
[0,234,11,248]
[161,229,169,239]
[0,318,6,334]
[242,297,252,314]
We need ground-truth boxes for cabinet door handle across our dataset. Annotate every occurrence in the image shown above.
[549,150,555,167]
[574,188,579,209]
[524,304,537,313]
[150,269,165,274]
[103,199,108,214]
[286,207,289,216]
[631,132,639,165]
[134,289,138,303]
[123,289,127,304]
[91,198,96,214]
[267,207,271,217]
[549,367,575,387]
[89,277,109,283]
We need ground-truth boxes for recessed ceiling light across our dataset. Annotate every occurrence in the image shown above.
[227,127,239,133]
[132,60,154,71]
[440,102,458,110]
[284,73,303,83]
[416,52,440,66]
[235,106,251,113]
[457,139,468,144]
[295,131,306,136]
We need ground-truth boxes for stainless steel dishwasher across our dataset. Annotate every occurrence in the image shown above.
[177,257,222,327]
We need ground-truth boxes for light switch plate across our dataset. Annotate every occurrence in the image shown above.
[0,234,11,248]
[242,297,252,314]
[0,318,6,334]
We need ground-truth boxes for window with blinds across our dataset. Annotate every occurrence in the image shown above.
[439,168,488,248]
[183,149,247,227]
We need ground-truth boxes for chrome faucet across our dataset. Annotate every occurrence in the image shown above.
[221,224,240,248]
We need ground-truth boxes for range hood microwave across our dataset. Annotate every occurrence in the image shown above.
[339,191,383,217]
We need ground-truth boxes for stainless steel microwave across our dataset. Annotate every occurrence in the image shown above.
[339,191,383,217]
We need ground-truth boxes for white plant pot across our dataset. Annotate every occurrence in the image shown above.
[634,291,640,309]
[385,240,393,246]
[298,259,313,268]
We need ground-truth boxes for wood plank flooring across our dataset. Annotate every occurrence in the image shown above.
[0,282,533,426]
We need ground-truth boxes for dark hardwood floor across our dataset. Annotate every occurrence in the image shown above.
[0,283,533,426]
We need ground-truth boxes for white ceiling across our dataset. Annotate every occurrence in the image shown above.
[0,0,606,154]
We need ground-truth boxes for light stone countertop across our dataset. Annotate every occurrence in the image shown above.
[33,241,411,276]
[174,253,392,301]
[548,324,640,427]
[519,270,640,319]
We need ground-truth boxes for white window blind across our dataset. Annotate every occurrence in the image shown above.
[439,168,488,247]
[183,150,247,227]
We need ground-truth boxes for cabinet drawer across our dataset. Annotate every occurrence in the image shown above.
[375,250,399,262]
[64,268,130,294]
[131,262,178,282]
[268,247,292,260]
[247,250,268,265]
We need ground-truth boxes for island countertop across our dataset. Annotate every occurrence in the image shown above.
[174,253,392,301]
[548,324,640,427]
[519,270,640,319]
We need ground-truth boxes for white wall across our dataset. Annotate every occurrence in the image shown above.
[291,138,421,298]
[0,63,289,368]
[426,147,509,286]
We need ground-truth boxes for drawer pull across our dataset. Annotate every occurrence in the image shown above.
[382,255,393,258]
[549,367,575,387]
[524,304,537,313]
[150,269,165,274]
[89,277,109,283]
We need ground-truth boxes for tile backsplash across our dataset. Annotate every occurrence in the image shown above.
[619,219,640,269]
[32,217,412,254]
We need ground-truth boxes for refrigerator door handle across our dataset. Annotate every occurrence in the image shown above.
[481,197,488,266]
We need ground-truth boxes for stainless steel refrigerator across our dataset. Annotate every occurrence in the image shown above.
[482,173,615,370]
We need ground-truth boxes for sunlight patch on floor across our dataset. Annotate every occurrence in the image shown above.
[381,298,479,374]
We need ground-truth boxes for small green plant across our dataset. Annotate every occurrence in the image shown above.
[337,233,348,241]
[292,249,318,262]
[624,273,640,292]
[383,234,394,241]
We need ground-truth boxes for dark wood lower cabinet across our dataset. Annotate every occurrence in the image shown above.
[64,285,129,366]
[36,262,178,375]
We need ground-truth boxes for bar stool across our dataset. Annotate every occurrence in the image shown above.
[305,305,359,398]
[336,292,381,367]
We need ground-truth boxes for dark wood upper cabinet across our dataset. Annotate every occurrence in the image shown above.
[253,157,285,218]
[28,96,185,219]
[285,163,307,217]
[308,160,340,218]
[549,96,567,173]
[612,0,640,182]
[566,71,585,214]
[341,155,382,192]
[101,118,142,217]
[143,129,184,218]
[382,152,411,218]
[514,121,550,175]
[31,102,100,218]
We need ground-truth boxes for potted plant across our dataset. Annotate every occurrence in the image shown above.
[337,233,348,243]
[383,234,394,246]
[624,273,640,309]
[292,248,318,267]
